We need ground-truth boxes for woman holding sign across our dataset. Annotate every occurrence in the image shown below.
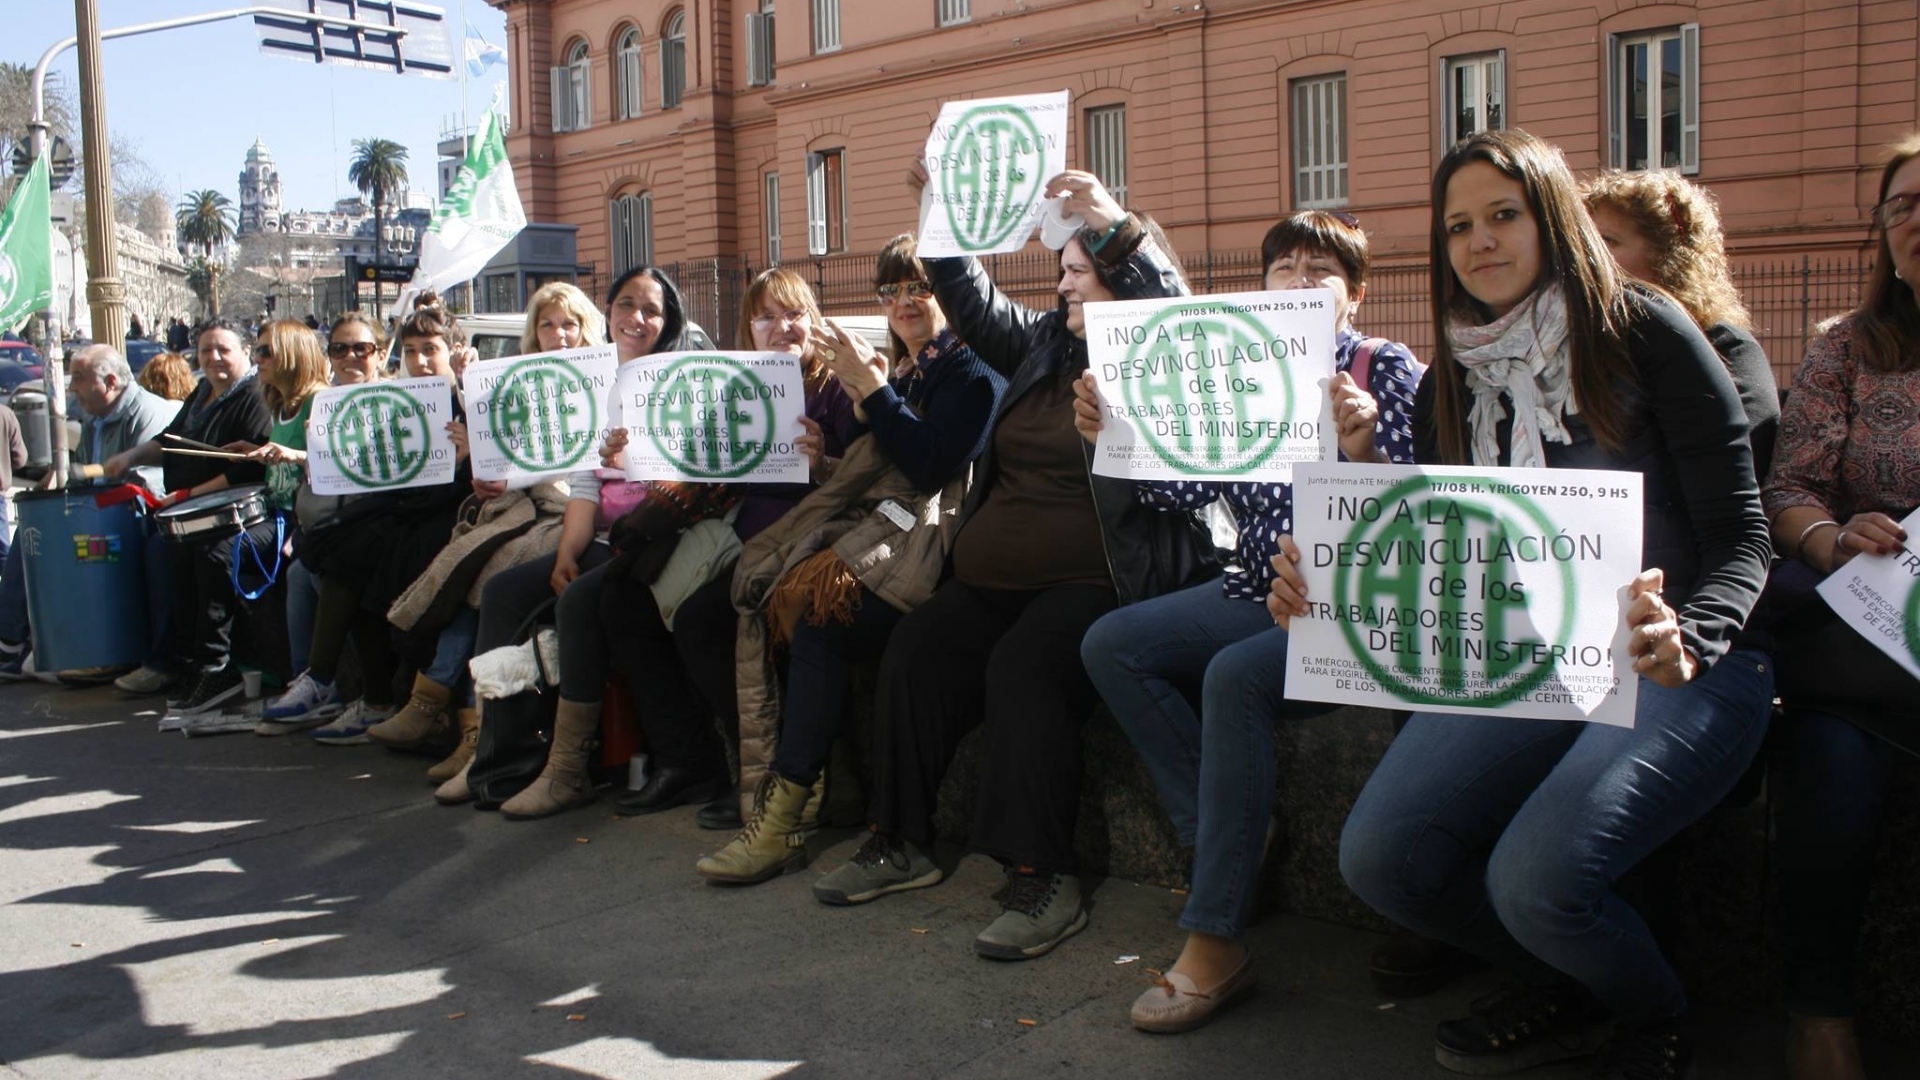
[809,165,1213,963]
[1761,135,1920,1080]
[1272,130,1774,1078]
[1072,210,1423,1031]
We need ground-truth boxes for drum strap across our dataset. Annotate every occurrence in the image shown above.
[230,512,287,601]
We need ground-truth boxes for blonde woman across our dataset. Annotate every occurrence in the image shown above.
[519,281,606,354]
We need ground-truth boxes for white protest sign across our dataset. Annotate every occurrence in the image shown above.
[463,344,619,483]
[304,376,458,496]
[615,351,808,483]
[1816,507,1920,683]
[917,91,1070,257]
[1284,463,1644,726]
[1085,289,1339,482]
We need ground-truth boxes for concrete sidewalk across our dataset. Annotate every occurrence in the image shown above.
[0,681,1913,1079]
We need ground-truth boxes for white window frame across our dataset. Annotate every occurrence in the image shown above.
[1291,73,1348,209]
[662,12,687,109]
[806,149,847,256]
[1086,104,1128,208]
[616,28,644,120]
[938,0,971,27]
[747,1,776,87]
[765,171,782,264]
[813,0,841,54]
[567,41,592,131]
[1608,24,1700,174]
[1441,51,1504,147]
[610,192,654,273]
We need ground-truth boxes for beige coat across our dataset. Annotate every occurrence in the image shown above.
[388,481,571,632]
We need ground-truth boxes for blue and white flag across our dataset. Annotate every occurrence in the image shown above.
[465,25,506,77]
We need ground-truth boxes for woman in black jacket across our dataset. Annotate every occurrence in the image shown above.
[1275,130,1774,1079]
[810,167,1215,962]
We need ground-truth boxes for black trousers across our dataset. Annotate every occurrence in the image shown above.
[868,579,1116,873]
[599,573,735,772]
[770,586,904,785]
[168,520,282,674]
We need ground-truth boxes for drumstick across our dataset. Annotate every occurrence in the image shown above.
[162,446,254,461]
[162,433,224,452]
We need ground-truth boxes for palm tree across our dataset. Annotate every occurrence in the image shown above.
[175,189,235,318]
[348,138,409,319]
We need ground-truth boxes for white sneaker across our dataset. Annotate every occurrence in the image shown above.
[255,671,341,735]
[310,699,395,745]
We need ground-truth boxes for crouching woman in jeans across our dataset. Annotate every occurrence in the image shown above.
[1272,130,1775,1079]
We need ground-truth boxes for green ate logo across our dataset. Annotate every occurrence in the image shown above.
[1116,303,1304,475]
[940,105,1048,252]
[1905,577,1920,668]
[485,358,601,473]
[1332,475,1578,706]
[645,355,780,479]
[327,385,432,489]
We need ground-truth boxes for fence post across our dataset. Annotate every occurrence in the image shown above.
[1205,250,1214,292]
[1800,254,1811,358]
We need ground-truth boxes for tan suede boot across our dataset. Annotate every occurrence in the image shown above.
[367,673,453,748]
[433,760,474,806]
[425,706,480,784]
[696,773,820,884]
[1786,1014,1866,1080]
[500,698,600,820]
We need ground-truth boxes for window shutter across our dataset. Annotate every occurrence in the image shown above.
[549,65,571,132]
[1680,23,1700,174]
[748,13,774,86]
[610,199,629,272]
[580,62,593,129]
[639,193,655,265]
[1607,35,1624,168]
[807,154,828,255]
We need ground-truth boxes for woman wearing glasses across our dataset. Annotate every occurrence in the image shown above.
[1763,137,1920,1080]
[1074,210,1423,1031]
[696,234,1005,880]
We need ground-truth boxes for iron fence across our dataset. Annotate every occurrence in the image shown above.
[650,250,1870,380]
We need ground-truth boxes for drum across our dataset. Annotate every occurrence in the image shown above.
[155,485,270,545]
[16,487,152,671]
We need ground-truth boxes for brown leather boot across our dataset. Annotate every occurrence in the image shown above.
[425,706,480,784]
[367,673,453,748]
[1786,1014,1866,1080]
[500,698,600,820]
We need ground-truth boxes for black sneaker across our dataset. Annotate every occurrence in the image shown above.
[1589,1017,1694,1079]
[1435,982,1611,1074]
[167,667,246,717]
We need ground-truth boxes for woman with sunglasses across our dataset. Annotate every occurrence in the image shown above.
[1074,209,1423,1031]
[695,234,1006,880]
[1274,130,1772,1079]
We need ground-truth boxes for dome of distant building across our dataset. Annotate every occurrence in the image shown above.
[245,136,273,164]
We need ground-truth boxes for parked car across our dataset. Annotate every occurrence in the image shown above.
[453,313,717,365]
[124,339,167,372]
[0,361,37,401]
[0,342,44,380]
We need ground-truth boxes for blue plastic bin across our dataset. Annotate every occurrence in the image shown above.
[16,488,151,671]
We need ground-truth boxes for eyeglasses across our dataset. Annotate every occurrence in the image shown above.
[876,281,934,303]
[749,309,811,331]
[252,344,273,360]
[1871,193,1918,231]
[328,341,379,359]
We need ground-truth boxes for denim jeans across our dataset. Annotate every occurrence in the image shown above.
[1338,649,1774,1022]
[286,558,319,676]
[1082,576,1333,938]
[424,604,479,706]
[1774,708,1900,1017]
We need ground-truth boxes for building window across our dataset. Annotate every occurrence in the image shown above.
[938,0,970,26]
[549,41,592,131]
[813,0,840,54]
[1291,73,1347,209]
[1609,25,1699,173]
[1442,52,1504,146]
[748,1,776,87]
[765,171,782,264]
[1086,104,1128,207]
[616,27,644,119]
[662,11,687,109]
[806,149,846,255]
[610,192,654,274]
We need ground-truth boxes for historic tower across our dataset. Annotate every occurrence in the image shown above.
[237,137,284,235]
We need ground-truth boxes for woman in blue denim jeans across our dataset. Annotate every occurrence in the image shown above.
[1272,130,1776,1080]
[1072,210,1422,1033]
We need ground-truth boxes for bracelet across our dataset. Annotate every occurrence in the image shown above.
[1793,518,1839,560]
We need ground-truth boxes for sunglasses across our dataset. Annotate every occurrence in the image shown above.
[1325,210,1362,229]
[252,344,273,360]
[328,341,379,359]
[876,281,934,302]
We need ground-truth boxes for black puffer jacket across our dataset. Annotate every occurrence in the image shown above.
[926,219,1217,606]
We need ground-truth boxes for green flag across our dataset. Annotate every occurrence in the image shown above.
[0,154,53,334]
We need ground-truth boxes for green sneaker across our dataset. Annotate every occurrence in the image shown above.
[973,869,1088,960]
[812,829,942,906]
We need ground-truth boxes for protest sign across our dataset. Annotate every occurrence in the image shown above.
[1284,463,1644,725]
[305,375,458,496]
[1816,507,1920,683]
[615,351,808,483]
[464,344,619,483]
[1085,290,1338,482]
[917,91,1069,257]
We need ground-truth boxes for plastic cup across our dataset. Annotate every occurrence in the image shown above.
[242,670,263,700]
[627,754,651,791]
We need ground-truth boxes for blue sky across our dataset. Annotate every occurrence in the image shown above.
[9,0,509,213]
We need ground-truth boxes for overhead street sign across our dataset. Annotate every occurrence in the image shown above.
[254,0,456,80]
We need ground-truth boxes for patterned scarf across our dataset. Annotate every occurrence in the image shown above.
[1446,285,1575,469]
